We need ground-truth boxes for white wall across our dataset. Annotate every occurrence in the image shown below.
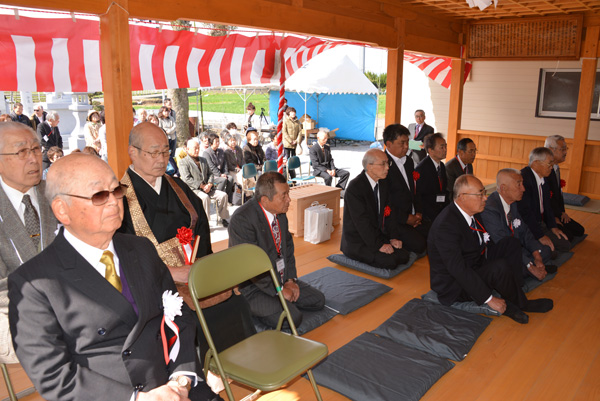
[428,60,600,141]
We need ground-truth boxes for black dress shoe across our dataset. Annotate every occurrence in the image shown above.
[504,302,529,324]
[523,298,553,313]
[222,219,229,228]
[545,264,558,275]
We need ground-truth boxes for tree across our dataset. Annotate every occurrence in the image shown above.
[365,71,386,91]
[170,20,192,146]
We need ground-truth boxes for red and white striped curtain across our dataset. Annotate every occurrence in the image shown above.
[404,52,472,89]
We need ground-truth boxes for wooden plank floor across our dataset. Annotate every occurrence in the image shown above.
[3,209,598,401]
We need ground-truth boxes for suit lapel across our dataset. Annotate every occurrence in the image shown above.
[0,184,38,263]
[35,181,58,250]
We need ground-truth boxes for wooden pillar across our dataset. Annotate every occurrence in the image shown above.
[568,26,599,194]
[100,0,133,178]
[446,58,465,158]
[384,18,405,129]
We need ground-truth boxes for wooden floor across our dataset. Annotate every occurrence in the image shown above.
[3,209,599,401]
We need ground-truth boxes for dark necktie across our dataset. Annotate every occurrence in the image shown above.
[437,165,443,192]
[101,250,122,292]
[22,195,40,249]
[373,183,379,213]
[271,217,281,252]
[556,166,561,187]
[471,217,481,244]
[415,125,420,137]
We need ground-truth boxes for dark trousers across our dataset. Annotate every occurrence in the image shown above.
[316,168,350,190]
[459,236,528,308]
[371,247,410,270]
[397,219,431,254]
[557,218,585,242]
[168,138,176,158]
[284,148,296,178]
[247,280,325,328]
[541,222,572,252]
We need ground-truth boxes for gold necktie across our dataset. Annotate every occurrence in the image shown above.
[101,250,122,293]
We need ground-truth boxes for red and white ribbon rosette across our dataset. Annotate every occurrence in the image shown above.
[176,227,194,265]
[161,290,183,365]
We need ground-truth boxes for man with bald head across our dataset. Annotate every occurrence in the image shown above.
[0,122,58,362]
[481,169,555,282]
[341,149,409,269]
[9,154,220,401]
[428,174,554,324]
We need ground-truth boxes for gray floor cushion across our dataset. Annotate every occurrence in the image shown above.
[300,267,392,315]
[327,251,423,279]
[563,192,590,206]
[522,271,557,293]
[311,332,454,401]
[570,234,587,248]
[253,306,338,335]
[372,298,492,361]
[421,290,501,317]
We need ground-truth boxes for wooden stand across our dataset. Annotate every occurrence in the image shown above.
[287,184,341,237]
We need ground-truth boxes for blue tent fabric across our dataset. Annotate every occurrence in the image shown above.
[269,90,377,142]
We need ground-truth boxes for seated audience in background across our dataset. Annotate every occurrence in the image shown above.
[446,137,477,199]
[42,146,64,179]
[30,104,47,132]
[148,113,160,126]
[309,130,349,197]
[0,122,58,364]
[158,106,177,157]
[227,122,243,147]
[342,149,409,269]
[137,108,148,124]
[415,133,449,223]
[38,111,63,170]
[9,102,32,128]
[407,109,434,162]
[180,138,230,227]
[198,133,210,153]
[282,107,302,178]
[203,133,233,201]
[428,174,554,324]
[9,153,221,401]
[481,169,555,281]
[243,128,266,171]
[545,135,585,242]
[228,172,325,328]
[83,110,102,154]
[0,114,11,122]
[264,131,278,161]
[517,147,570,253]
[82,146,100,157]
[382,124,429,254]
[224,133,244,185]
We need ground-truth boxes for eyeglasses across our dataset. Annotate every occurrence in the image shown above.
[370,162,388,166]
[133,145,170,158]
[0,146,43,160]
[466,148,478,154]
[461,192,486,198]
[61,184,128,206]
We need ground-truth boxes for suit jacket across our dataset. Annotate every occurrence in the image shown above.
[0,181,58,361]
[415,156,449,222]
[516,166,556,239]
[37,122,63,150]
[547,167,565,217]
[481,191,544,266]
[179,155,215,190]
[309,144,336,174]
[341,171,400,264]
[9,113,32,128]
[203,147,227,176]
[408,122,434,142]
[228,198,296,297]
[428,203,491,305]
[383,150,422,226]
[8,231,200,401]
[445,156,473,198]
[224,146,244,171]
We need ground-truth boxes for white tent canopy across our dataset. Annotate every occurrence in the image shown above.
[285,54,377,95]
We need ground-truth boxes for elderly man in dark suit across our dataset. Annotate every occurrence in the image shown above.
[415,133,449,223]
[382,123,429,254]
[446,137,476,199]
[517,147,570,253]
[407,109,434,162]
[481,169,556,282]
[428,174,554,324]
[309,130,349,196]
[342,149,409,269]
[0,122,58,363]
[544,135,585,242]
[203,133,233,201]
[228,172,325,329]
[37,111,63,169]
[9,153,221,401]
[180,138,230,227]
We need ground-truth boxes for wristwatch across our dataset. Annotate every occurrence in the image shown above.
[171,375,192,392]
[287,278,298,283]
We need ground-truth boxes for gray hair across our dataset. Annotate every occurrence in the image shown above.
[529,147,554,165]
[544,135,565,149]
[453,174,473,200]
[0,122,38,153]
[362,149,381,169]
[255,172,287,201]
[496,168,520,187]
[46,111,60,122]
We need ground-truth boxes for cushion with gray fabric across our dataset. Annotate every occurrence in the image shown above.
[563,192,590,206]
[372,298,492,361]
[522,271,557,293]
[569,234,587,248]
[252,306,338,335]
[300,267,392,315]
[311,332,454,401]
[421,290,501,317]
[327,251,423,279]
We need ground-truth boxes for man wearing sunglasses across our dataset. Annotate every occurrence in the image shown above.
[9,153,222,401]
[0,122,58,363]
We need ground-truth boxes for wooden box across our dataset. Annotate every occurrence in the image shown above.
[286,184,341,237]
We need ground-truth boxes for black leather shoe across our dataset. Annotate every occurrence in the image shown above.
[222,219,229,228]
[523,298,553,313]
[545,264,558,275]
[504,302,529,324]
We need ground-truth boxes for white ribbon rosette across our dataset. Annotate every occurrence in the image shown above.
[161,290,183,364]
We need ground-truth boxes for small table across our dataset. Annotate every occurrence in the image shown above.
[287,184,341,237]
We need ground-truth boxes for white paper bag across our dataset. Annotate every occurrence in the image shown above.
[304,201,333,244]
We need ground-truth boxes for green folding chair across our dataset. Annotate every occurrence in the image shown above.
[287,156,316,185]
[188,244,328,401]
[263,160,278,173]
[241,163,258,204]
